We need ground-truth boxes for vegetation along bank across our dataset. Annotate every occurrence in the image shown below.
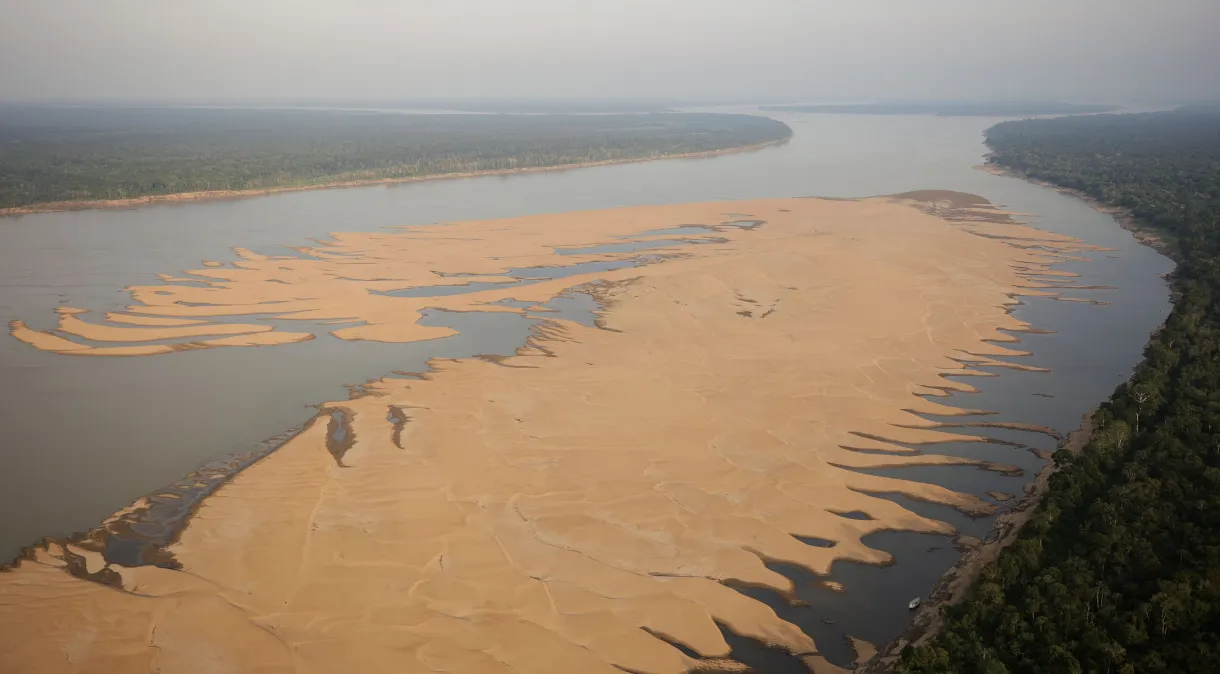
[898,106,1220,674]
[0,107,791,212]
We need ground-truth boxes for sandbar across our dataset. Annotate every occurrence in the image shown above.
[1,194,1093,673]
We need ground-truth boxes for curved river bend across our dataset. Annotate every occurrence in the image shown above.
[0,110,1172,669]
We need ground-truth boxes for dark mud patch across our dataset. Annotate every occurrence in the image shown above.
[387,405,409,449]
[324,408,355,466]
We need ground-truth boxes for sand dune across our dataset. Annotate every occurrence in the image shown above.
[0,194,1093,673]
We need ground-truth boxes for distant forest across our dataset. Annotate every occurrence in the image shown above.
[0,107,791,208]
[898,106,1220,673]
[761,102,1117,117]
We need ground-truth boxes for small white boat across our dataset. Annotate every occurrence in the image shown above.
[908,597,921,610]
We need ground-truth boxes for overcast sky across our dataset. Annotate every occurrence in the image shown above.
[2,0,1218,103]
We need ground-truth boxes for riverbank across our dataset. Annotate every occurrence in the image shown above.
[891,102,1213,674]
[861,410,1095,672]
[0,192,1101,674]
[858,160,1175,672]
[0,138,788,217]
[977,161,1172,257]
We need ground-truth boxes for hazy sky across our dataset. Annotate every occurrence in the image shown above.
[2,0,1218,103]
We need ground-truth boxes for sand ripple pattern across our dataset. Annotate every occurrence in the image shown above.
[1,195,1099,674]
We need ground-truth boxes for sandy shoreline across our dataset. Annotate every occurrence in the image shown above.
[859,411,1095,673]
[0,138,788,218]
[0,193,1097,674]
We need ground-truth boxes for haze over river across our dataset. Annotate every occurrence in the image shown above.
[0,109,1172,668]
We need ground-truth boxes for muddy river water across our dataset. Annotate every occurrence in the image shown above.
[0,110,1172,669]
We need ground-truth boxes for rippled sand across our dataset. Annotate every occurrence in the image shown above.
[1,193,1096,673]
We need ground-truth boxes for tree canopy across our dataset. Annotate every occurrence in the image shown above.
[0,107,791,208]
[760,102,1117,117]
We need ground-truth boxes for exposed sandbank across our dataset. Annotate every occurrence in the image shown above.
[0,139,788,218]
[1,194,1096,673]
[860,412,1096,673]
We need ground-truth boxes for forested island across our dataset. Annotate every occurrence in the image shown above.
[761,102,1117,117]
[898,106,1220,673]
[0,107,791,210]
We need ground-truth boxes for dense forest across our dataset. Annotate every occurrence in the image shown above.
[0,107,791,208]
[897,106,1220,673]
[248,99,680,113]
[760,102,1116,117]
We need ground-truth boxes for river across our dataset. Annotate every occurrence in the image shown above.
[0,109,1172,669]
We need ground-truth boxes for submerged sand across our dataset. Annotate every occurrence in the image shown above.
[1,194,1095,673]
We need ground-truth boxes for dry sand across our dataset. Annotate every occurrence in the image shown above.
[1,194,1094,674]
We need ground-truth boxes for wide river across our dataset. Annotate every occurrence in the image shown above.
[0,109,1172,668]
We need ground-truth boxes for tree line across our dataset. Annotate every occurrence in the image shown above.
[760,102,1116,117]
[897,106,1220,673]
[0,107,791,208]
